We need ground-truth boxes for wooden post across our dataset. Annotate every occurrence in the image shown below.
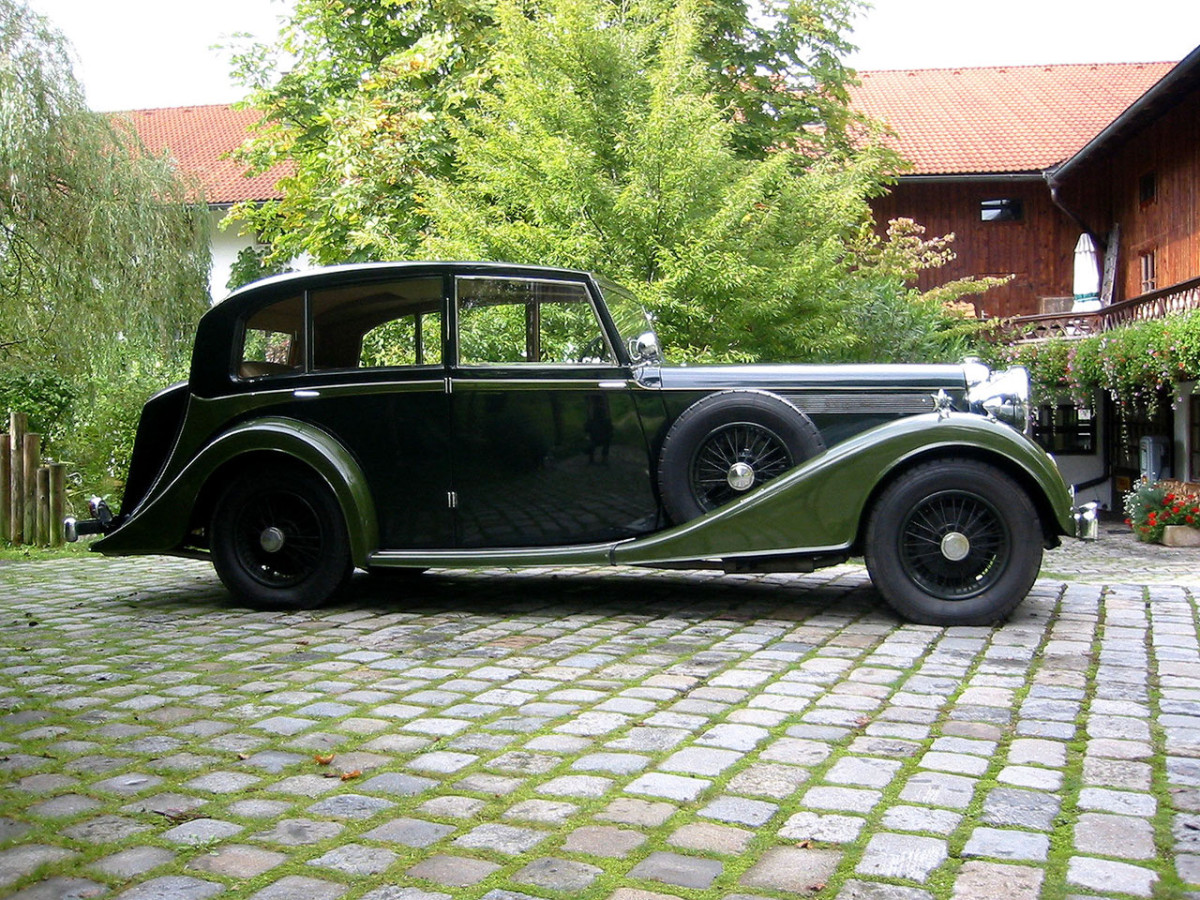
[23,433,40,546]
[36,467,49,548]
[0,433,9,543]
[9,412,26,544]
[49,463,67,548]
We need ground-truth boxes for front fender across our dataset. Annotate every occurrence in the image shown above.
[94,417,378,566]
[614,412,1074,566]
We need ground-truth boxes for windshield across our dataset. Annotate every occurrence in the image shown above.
[595,276,658,356]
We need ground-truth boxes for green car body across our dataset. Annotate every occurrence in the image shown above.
[72,262,1083,625]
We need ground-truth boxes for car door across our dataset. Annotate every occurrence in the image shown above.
[235,273,456,549]
[449,273,659,548]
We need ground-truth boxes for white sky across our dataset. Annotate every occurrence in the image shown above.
[23,0,1200,112]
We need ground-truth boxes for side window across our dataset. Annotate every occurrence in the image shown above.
[457,277,612,365]
[310,277,444,370]
[240,294,304,379]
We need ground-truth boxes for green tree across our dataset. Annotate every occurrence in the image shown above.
[2,0,210,503]
[225,0,867,268]
[417,0,931,362]
[1,0,210,378]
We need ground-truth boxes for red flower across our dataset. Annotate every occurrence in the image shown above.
[1125,518,1133,526]
[1166,493,1177,503]
[1188,516,1196,525]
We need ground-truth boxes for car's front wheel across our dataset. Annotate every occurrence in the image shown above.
[864,459,1043,625]
[210,467,351,610]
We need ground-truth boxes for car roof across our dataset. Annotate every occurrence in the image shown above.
[219,261,596,306]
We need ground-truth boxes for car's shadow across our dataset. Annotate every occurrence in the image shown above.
[130,563,890,625]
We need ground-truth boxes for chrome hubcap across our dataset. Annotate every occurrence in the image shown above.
[259,526,286,554]
[940,531,971,562]
[727,462,756,492]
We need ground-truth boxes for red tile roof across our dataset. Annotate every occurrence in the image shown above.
[119,104,286,204]
[850,62,1176,176]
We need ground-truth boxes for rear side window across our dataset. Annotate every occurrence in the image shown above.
[240,295,304,378]
[311,277,443,370]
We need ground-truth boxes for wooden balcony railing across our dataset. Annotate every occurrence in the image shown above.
[1005,275,1200,342]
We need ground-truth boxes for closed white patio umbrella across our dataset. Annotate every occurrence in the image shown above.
[1072,233,1101,312]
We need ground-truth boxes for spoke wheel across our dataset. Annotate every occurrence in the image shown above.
[658,391,825,524]
[211,467,351,610]
[865,459,1043,625]
[897,490,1009,599]
[690,422,794,513]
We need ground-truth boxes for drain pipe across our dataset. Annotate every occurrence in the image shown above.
[1045,171,1106,252]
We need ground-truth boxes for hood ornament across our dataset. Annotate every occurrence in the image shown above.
[932,389,953,420]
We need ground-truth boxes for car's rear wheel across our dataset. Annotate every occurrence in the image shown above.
[864,459,1043,625]
[210,467,351,610]
[658,391,825,523]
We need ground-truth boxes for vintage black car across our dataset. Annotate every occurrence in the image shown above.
[67,262,1093,624]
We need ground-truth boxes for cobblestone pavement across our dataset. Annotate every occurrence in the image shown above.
[2,524,1199,900]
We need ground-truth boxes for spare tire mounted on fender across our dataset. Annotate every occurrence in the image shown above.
[657,390,826,524]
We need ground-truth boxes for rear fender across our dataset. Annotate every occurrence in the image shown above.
[94,417,377,566]
[614,412,1074,566]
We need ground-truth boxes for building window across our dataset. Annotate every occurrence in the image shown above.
[980,198,1024,223]
[1139,172,1157,206]
[1033,403,1096,455]
[1140,250,1157,294]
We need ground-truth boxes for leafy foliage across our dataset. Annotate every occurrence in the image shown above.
[1,0,209,512]
[226,0,872,269]
[1005,310,1200,414]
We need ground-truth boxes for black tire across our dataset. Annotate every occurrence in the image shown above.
[864,459,1043,626]
[658,391,825,523]
[210,467,352,610]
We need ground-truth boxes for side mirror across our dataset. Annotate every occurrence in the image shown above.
[629,331,661,364]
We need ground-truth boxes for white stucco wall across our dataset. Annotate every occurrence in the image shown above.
[1051,392,1111,509]
[207,208,255,302]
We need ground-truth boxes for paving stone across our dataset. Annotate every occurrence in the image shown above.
[661,747,742,776]
[597,797,676,827]
[1077,787,1156,817]
[362,817,455,847]
[626,772,710,801]
[408,854,502,887]
[982,788,1060,830]
[247,875,348,900]
[778,811,865,843]
[310,843,398,875]
[899,772,977,809]
[699,795,777,826]
[839,880,933,900]
[803,785,882,813]
[953,861,1044,900]
[826,756,904,788]
[727,762,810,796]
[307,793,396,820]
[1074,813,1156,859]
[857,833,947,881]
[741,846,841,892]
[5,876,107,900]
[880,806,963,835]
[187,845,287,878]
[162,818,244,845]
[513,857,603,891]
[454,823,548,854]
[419,795,488,819]
[115,876,223,900]
[572,752,649,775]
[961,827,1049,861]
[91,846,177,879]
[629,851,723,889]
[253,818,344,846]
[1066,857,1158,897]
[563,825,647,858]
[667,821,754,854]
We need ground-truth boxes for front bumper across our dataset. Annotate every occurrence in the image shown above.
[1074,502,1100,541]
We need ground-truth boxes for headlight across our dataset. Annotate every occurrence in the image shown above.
[967,365,1031,435]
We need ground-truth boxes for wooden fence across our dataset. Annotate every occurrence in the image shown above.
[1,412,67,548]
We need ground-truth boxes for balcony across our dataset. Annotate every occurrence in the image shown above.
[1005,275,1200,342]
